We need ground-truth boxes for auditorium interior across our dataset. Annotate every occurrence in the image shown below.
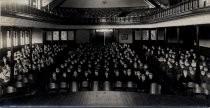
[1,0,210,107]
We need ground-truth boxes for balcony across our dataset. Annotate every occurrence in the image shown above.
[1,0,210,25]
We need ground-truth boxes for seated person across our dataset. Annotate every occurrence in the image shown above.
[59,72,68,83]
[126,69,135,82]
[55,68,61,78]
[206,73,210,92]
[113,70,123,81]
[139,74,149,93]
[71,71,79,82]
[49,72,57,83]
[178,70,192,94]
[0,65,11,87]
[80,71,90,82]
[189,68,196,83]
[148,73,156,85]
[91,70,101,82]
[113,70,123,89]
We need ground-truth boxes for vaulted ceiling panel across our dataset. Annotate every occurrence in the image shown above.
[60,0,149,8]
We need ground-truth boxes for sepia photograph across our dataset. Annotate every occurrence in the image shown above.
[0,0,210,107]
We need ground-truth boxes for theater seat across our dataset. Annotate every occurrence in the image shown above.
[59,82,69,93]
[125,81,137,92]
[206,84,210,99]
[16,81,24,88]
[91,81,100,91]
[186,82,195,96]
[103,81,111,91]
[47,82,58,94]
[24,77,29,84]
[194,84,206,99]
[28,74,34,81]
[23,77,29,90]
[80,81,90,91]
[204,89,209,97]
[201,83,209,99]
[28,74,35,85]
[3,86,17,97]
[150,83,161,95]
[15,81,25,95]
[0,86,3,96]
[17,75,23,81]
[70,81,79,92]
[114,81,123,91]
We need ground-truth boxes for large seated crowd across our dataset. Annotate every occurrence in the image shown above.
[144,45,210,96]
[0,42,210,99]
[0,44,67,96]
[47,43,159,93]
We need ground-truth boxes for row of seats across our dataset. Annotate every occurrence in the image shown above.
[47,81,161,94]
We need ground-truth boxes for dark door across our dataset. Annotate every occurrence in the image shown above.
[95,29,114,45]
[104,31,114,44]
[95,32,104,45]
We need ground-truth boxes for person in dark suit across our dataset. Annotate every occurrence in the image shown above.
[113,70,123,90]
[102,71,112,82]
[91,70,101,82]
[189,68,196,83]
[139,74,149,93]
[126,69,135,82]
[49,72,57,83]
[71,71,79,82]
[179,70,192,85]
[59,72,68,83]
[1,57,10,67]
[90,70,101,90]
[148,73,155,84]
[80,71,91,90]
[178,70,192,95]
[55,68,61,80]
[113,70,123,81]
[136,71,142,91]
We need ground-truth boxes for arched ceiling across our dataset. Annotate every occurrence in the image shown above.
[60,0,150,8]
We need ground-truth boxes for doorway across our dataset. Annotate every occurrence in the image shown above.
[95,29,114,45]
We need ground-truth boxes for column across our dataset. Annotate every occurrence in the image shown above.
[164,28,167,47]
[195,26,200,76]
[104,32,106,45]
[17,29,21,46]
[177,27,180,48]
[141,29,143,40]
[149,29,152,46]
[29,28,33,70]
[156,28,158,45]
[10,27,14,83]
[132,29,135,44]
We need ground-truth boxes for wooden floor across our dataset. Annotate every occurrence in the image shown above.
[1,91,210,107]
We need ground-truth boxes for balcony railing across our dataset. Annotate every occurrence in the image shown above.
[141,0,210,23]
[0,3,63,24]
[1,0,210,25]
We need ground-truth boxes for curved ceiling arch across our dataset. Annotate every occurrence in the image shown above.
[60,0,149,8]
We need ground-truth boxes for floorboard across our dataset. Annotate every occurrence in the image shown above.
[0,91,210,107]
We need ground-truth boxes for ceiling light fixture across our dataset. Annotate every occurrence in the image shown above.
[102,0,107,5]
[96,29,113,32]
